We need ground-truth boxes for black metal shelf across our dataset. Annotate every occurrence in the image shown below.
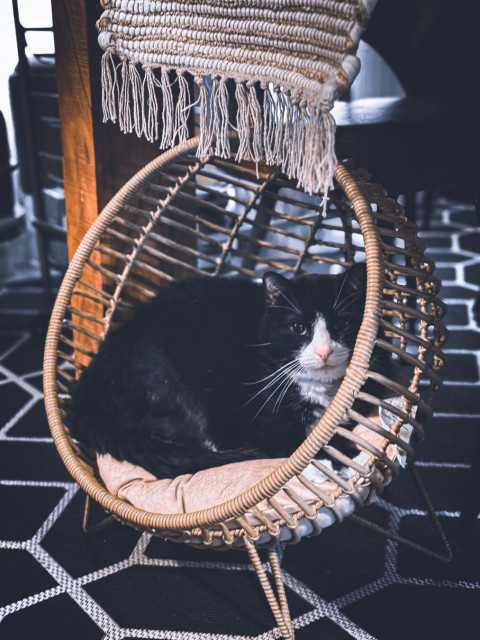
[11,0,66,306]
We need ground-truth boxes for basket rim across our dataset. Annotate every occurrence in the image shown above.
[43,137,384,532]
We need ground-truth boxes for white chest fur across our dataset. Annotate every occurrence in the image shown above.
[296,376,340,410]
[296,376,342,433]
[294,314,350,430]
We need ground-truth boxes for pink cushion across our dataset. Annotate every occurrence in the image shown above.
[96,415,399,518]
[97,454,331,514]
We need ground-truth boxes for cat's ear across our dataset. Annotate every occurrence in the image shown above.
[343,262,367,294]
[263,272,291,307]
[334,263,367,312]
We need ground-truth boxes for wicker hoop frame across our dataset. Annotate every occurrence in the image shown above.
[43,137,446,547]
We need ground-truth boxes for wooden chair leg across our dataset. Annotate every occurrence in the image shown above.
[246,540,295,640]
[82,494,116,533]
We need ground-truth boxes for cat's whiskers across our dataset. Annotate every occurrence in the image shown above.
[334,290,360,314]
[251,362,303,420]
[244,363,300,407]
[281,291,302,315]
[243,342,272,347]
[243,360,300,408]
[272,368,302,417]
[243,359,299,387]
[333,277,347,309]
[263,305,300,314]
[278,291,301,315]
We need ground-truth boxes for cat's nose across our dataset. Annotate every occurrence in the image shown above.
[314,345,333,362]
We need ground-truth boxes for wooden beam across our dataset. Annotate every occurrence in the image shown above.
[51,0,98,260]
[52,0,159,259]
[52,0,159,365]
[52,0,197,365]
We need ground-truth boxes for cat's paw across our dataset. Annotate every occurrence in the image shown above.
[337,450,371,479]
[302,458,335,484]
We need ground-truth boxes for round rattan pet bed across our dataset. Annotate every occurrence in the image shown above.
[43,136,449,639]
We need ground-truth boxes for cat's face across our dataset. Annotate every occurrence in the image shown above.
[261,264,367,384]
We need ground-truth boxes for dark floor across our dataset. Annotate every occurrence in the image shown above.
[0,198,479,640]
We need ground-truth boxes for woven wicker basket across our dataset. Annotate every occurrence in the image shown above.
[43,137,447,638]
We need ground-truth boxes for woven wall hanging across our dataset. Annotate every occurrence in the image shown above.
[97,0,377,196]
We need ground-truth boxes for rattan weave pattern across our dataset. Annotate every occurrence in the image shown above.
[43,138,446,553]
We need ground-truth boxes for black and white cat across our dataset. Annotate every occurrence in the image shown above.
[69,263,390,478]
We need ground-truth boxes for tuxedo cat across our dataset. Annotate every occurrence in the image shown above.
[69,263,390,478]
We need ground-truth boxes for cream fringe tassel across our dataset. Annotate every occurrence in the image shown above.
[101,53,337,196]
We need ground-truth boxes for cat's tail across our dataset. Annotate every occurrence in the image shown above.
[92,431,263,480]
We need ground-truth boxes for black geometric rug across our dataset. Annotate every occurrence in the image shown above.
[0,198,479,639]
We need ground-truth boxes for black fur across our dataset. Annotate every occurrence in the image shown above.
[68,265,390,478]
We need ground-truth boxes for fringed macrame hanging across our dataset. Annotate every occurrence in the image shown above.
[97,0,377,196]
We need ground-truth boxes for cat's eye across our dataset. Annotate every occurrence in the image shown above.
[290,321,307,335]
